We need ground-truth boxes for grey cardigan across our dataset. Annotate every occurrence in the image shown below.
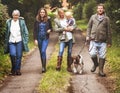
[54,18,76,43]
[86,14,112,45]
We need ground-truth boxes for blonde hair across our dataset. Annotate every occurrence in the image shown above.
[65,11,73,17]
[58,8,64,14]
[55,8,65,18]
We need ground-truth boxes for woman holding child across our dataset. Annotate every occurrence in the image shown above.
[54,8,76,72]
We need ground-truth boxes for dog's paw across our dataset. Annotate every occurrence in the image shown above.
[72,68,77,74]
[79,70,83,75]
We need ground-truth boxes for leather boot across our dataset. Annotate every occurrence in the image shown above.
[91,57,98,72]
[9,56,16,75]
[56,56,62,71]
[67,56,72,72]
[16,70,22,75]
[99,58,106,77]
[41,59,46,73]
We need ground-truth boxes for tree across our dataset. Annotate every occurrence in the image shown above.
[73,3,83,20]
[84,0,96,21]
[0,3,9,47]
[105,0,120,33]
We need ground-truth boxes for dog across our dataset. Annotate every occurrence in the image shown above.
[71,54,84,74]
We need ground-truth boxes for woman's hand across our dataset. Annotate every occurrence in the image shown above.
[34,40,38,45]
[68,26,74,31]
[107,44,111,48]
[47,29,51,34]
[65,26,73,32]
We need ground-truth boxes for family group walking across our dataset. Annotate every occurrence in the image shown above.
[4,3,112,77]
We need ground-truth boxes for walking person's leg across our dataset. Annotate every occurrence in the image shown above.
[38,39,45,73]
[89,41,99,72]
[38,39,42,60]
[56,42,65,71]
[41,39,49,73]
[98,42,107,77]
[67,39,73,72]
[9,43,16,75]
[16,41,23,75]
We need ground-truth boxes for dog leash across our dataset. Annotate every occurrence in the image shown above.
[78,42,87,54]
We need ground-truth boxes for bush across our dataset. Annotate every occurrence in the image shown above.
[73,3,83,20]
[0,3,10,80]
[84,0,96,21]
[104,0,120,47]
[0,4,9,47]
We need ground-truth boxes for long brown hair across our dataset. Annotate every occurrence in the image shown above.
[36,8,48,22]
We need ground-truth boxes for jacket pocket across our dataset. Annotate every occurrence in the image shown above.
[99,31,107,41]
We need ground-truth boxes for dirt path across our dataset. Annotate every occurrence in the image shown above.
[0,32,58,93]
[70,30,110,93]
[0,31,111,93]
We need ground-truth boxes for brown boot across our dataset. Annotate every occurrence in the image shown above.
[56,56,62,71]
[67,56,72,72]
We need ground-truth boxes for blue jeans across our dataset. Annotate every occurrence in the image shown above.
[38,39,49,59]
[9,41,23,71]
[89,41,107,59]
[59,39,73,57]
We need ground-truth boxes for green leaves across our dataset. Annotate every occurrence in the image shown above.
[18,0,23,4]
[0,4,9,46]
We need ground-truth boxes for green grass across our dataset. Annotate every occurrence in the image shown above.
[28,30,35,50]
[0,47,10,81]
[106,33,120,93]
[37,44,71,93]
[76,19,87,31]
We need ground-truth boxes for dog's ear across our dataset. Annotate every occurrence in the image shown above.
[71,56,74,60]
[78,55,80,58]
[77,55,81,58]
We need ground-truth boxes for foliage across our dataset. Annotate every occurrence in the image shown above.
[107,32,120,92]
[68,0,87,6]
[73,3,83,20]
[83,0,97,21]
[0,4,9,47]
[76,20,87,31]
[18,0,23,4]
[0,4,10,80]
[0,51,10,80]
[104,0,120,48]
[50,0,62,8]
[1,0,22,17]
[105,0,120,33]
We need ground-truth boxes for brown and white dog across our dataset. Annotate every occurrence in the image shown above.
[71,54,84,74]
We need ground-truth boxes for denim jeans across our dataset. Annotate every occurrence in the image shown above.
[59,39,73,57]
[38,38,49,59]
[9,41,23,70]
[89,41,107,59]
